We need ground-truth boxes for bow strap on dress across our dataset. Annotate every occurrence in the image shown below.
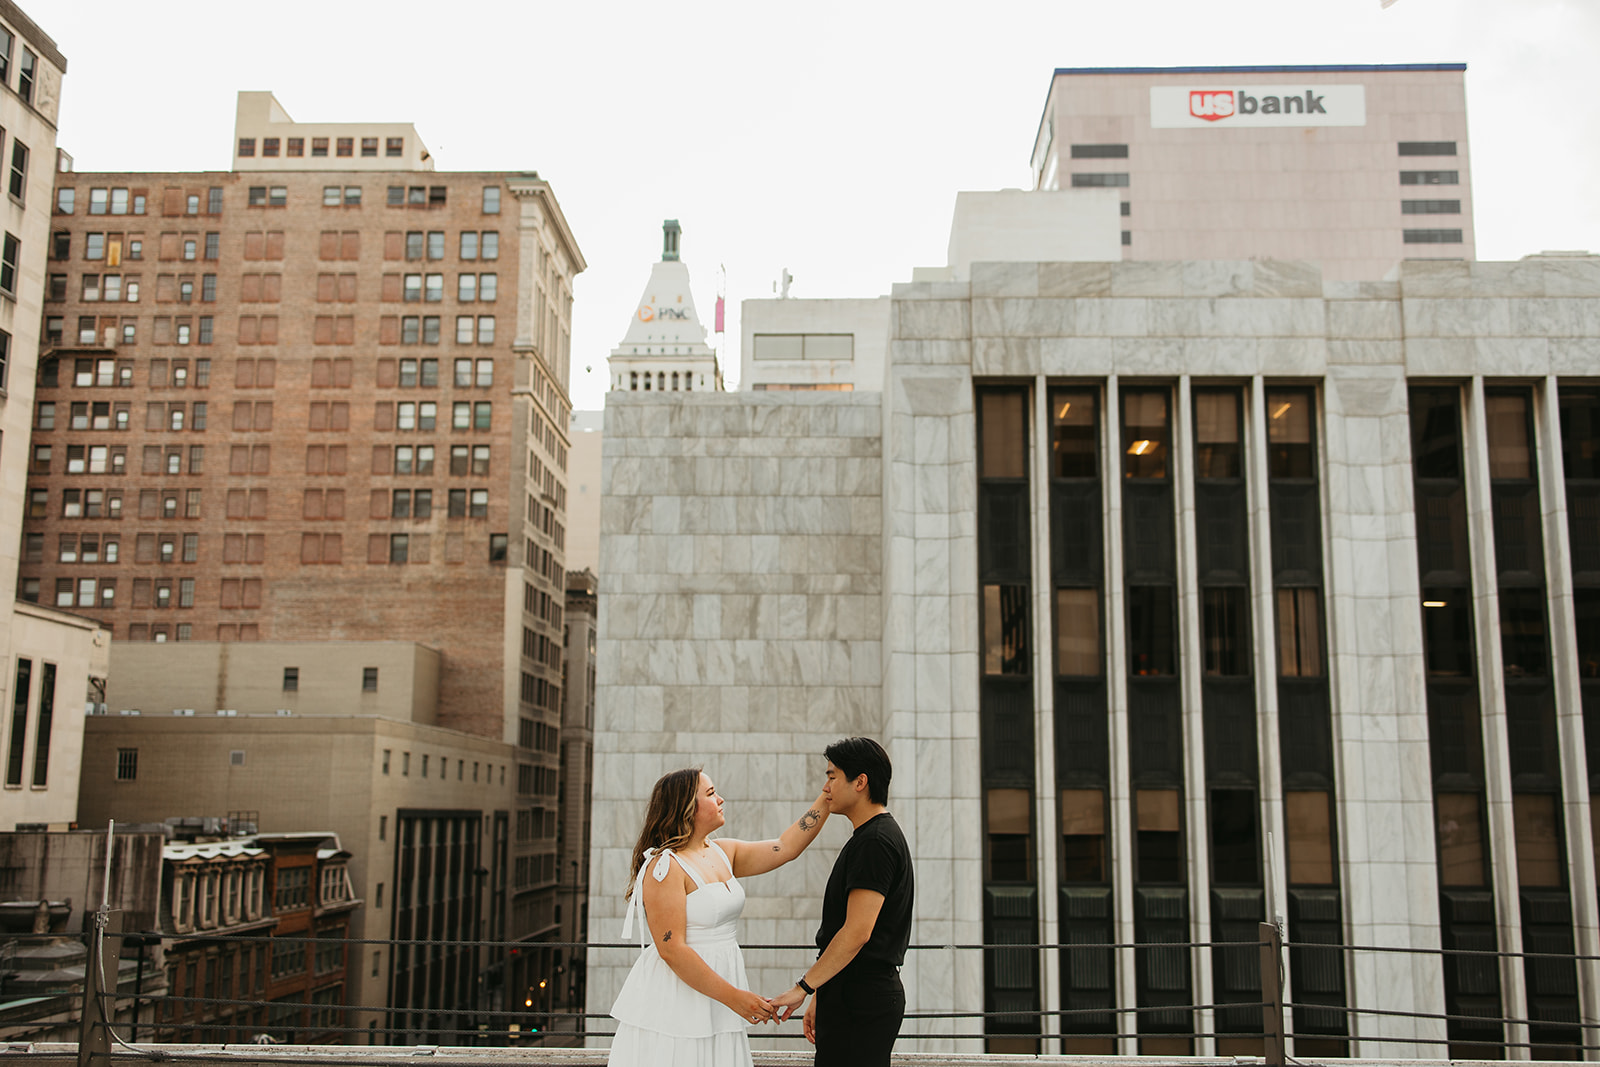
[619,847,678,943]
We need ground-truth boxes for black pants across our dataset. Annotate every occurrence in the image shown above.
[813,964,904,1067]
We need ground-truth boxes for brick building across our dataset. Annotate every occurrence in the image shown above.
[22,92,584,1037]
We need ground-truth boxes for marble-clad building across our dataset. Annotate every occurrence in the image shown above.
[590,252,1600,1058]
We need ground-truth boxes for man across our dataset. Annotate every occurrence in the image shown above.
[771,737,914,1066]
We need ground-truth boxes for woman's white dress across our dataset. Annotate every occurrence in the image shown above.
[609,842,753,1067]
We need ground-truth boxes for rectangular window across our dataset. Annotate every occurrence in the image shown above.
[482,187,500,214]
[312,137,328,157]
[1398,141,1457,156]
[1400,170,1459,185]
[1121,389,1168,479]
[1071,144,1129,158]
[116,747,138,781]
[363,668,379,691]
[982,584,1029,675]
[1193,390,1241,479]
[1276,588,1323,677]
[1267,391,1314,478]
[1403,229,1464,244]
[1127,585,1175,675]
[1070,172,1130,187]
[1201,586,1249,676]
[9,139,27,201]
[336,137,353,157]
[1055,588,1100,676]
[1051,390,1096,478]
[0,232,18,294]
[1402,199,1462,215]
[7,659,31,786]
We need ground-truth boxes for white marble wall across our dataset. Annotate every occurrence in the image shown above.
[587,394,884,1047]
[590,255,1600,1057]
[881,283,984,1052]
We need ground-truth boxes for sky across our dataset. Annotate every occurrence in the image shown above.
[27,0,1600,411]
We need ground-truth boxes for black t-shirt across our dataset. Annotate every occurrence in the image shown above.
[816,811,914,971]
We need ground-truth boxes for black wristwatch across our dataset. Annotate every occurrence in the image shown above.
[797,976,815,995]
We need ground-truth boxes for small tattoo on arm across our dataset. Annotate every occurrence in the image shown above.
[772,844,782,852]
[663,930,672,942]
[798,808,821,832]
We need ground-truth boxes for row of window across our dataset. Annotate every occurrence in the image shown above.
[378,401,494,431]
[58,187,226,217]
[46,312,499,348]
[52,271,502,307]
[54,229,501,264]
[239,135,404,160]
[0,29,40,108]
[36,400,207,432]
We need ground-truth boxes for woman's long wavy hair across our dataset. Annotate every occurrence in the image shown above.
[625,766,703,899]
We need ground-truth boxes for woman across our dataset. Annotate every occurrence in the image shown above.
[609,766,830,1066]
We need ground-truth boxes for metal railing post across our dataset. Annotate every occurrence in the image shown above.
[77,910,123,1067]
[1259,921,1286,1067]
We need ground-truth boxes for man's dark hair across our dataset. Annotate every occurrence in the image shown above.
[825,737,892,805]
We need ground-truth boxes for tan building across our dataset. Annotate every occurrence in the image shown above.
[0,0,105,832]
[76,697,513,1041]
[1031,64,1475,279]
[24,91,584,1035]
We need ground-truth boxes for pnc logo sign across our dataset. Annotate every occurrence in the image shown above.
[637,305,690,322]
[637,306,654,322]
[1151,84,1366,129]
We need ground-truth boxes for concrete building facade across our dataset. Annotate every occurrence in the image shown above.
[0,0,104,833]
[590,254,1600,1058]
[1031,65,1475,280]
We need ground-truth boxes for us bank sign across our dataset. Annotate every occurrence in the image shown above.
[1150,84,1366,128]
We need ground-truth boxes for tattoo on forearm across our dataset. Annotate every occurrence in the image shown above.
[798,808,821,833]
[772,844,782,851]
[663,930,672,942]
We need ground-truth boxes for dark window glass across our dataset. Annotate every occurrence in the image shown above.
[1402,200,1462,215]
[984,584,1030,676]
[1071,144,1129,159]
[1576,590,1600,679]
[1194,390,1241,479]
[1127,585,1175,676]
[1276,588,1323,677]
[1399,171,1459,185]
[1410,388,1462,480]
[7,659,31,786]
[1201,587,1249,676]
[1403,229,1464,244]
[1398,141,1457,156]
[1135,788,1182,883]
[986,788,1032,881]
[1559,387,1600,480]
[1051,390,1097,478]
[1122,389,1168,479]
[1071,173,1130,187]
[1513,792,1561,888]
[1267,390,1314,478]
[1422,590,1475,677]
[1060,789,1106,883]
[1285,790,1334,885]
[1208,788,1258,884]
[1498,589,1548,678]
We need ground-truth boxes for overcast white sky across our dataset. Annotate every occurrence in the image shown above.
[28,0,1600,410]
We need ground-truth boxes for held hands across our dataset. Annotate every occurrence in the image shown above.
[728,989,778,1025]
[769,984,808,1022]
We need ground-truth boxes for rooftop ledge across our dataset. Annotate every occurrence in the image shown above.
[7,1050,1547,1067]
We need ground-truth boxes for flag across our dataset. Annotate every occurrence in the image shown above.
[714,295,725,334]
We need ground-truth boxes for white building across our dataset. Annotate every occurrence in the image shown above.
[0,1,105,831]
[607,220,723,395]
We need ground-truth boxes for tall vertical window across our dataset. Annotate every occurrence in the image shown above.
[8,140,27,201]
[976,386,1040,1053]
[7,659,31,786]
[31,663,56,786]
